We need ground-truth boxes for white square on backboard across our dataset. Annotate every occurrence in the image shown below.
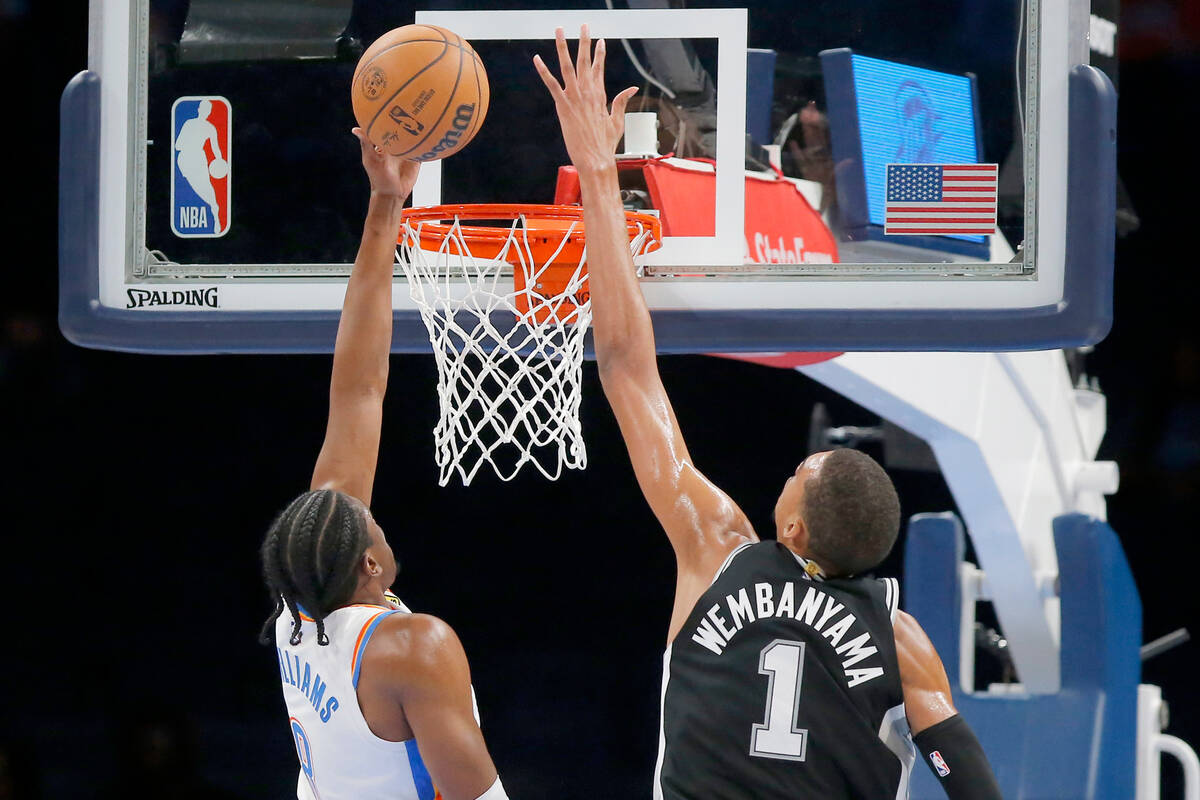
[412,9,748,269]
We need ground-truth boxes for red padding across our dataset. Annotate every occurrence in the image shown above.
[715,352,842,369]
[555,159,838,265]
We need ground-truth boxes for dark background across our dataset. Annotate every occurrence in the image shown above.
[2,0,1198,797]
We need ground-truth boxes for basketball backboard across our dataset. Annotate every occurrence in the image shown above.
[61,0,1115,353]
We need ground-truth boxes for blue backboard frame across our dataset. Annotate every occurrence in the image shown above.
[60,60,1114,354]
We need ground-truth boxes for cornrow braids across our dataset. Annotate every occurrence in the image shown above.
[259,489,371,647]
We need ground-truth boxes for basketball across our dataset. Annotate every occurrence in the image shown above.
[209,157,228,180]
[351,24,489,161]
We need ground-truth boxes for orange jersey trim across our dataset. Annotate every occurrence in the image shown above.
[349,610,391,677]
[296,602,392,624]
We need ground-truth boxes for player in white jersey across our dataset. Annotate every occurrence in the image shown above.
[259,129,508,800]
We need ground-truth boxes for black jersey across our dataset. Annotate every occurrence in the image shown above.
[655,541,915,800]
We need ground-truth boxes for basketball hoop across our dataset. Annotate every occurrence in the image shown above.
[398,203,661,486]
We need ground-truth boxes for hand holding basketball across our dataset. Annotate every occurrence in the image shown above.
[353,127,421,199]
[533,26,638,174]
[208,157,229,180]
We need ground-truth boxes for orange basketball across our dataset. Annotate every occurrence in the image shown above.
[351,24,489,162]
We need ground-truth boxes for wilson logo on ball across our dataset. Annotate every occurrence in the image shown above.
[416,103,475,160]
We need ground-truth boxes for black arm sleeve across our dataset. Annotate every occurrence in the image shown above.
[912,714,1003,800]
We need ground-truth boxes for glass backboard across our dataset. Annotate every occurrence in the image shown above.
[59,0,1115,353]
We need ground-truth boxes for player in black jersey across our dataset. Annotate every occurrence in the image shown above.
[535,28,1003,799]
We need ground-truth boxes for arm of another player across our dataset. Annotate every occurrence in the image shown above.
[309,131,420,506]
[533,28,756,633]
[894,610,1003,799]
[368,615,504,800]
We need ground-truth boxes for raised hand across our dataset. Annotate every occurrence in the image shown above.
[533,25,639,174]
[352,127,421,198]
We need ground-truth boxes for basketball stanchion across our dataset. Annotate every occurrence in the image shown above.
[398,204,661,486]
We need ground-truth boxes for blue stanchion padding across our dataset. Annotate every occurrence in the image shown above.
[1055,512,1141,796]
[745,48,777,147]
[903,512,966,687]
[904,513,1140,799]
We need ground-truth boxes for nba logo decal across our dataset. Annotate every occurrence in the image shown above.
[171,96,231,238]
[388,105,425,137]
[929,750,951,777]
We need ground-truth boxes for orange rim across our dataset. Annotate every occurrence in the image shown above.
[400,204,661,323]
[399,203,661,263]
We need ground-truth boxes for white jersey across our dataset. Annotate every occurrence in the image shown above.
[274,595,464,800]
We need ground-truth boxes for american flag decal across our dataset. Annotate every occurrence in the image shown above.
[884,163,998,235]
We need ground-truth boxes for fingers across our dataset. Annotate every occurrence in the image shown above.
[353,126,372,152]
[610,85,639,122]
[554,27,577,95]
[537,25,621,117]
[592,39,609,102]
[593,38,607,83]
[353,126,382,160]
[576,24,591,78]
[532,54,566,103]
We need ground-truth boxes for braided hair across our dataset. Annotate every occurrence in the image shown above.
[259,489,371,647]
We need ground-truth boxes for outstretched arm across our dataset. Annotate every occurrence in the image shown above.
[310,131,420,505]
[895,611,1003,798]
[535,28,756,641]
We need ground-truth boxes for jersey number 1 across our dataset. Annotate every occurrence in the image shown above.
[750,639,809,761]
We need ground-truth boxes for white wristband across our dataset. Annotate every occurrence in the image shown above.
[474,775,509,800]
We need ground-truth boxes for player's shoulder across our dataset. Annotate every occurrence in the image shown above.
[891,609,922,642]
[828,572,900,611]
[726,538,782,561]
[356,613,471,699]
[362,613,466,673]
[725,539,806,571]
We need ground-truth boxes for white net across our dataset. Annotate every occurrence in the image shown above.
[399,210,656,486]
